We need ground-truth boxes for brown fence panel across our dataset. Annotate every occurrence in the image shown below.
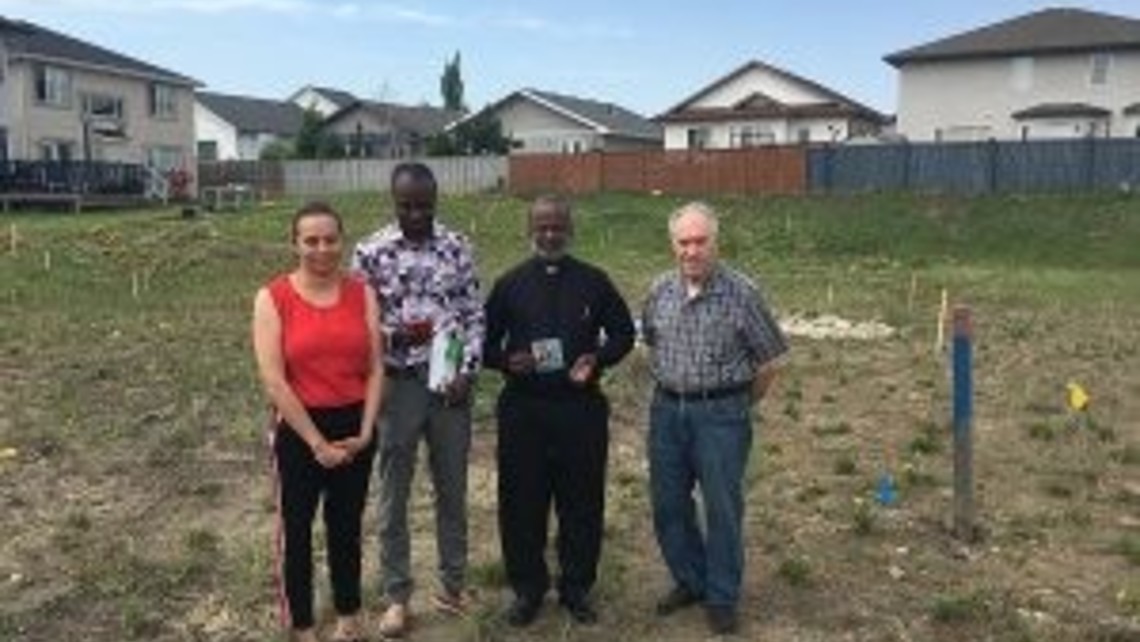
[198,161,286,198]
[508,148,806,196]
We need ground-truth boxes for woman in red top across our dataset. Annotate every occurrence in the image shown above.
[252,201,383,642]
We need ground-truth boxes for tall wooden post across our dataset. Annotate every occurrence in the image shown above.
[952,306,975,540]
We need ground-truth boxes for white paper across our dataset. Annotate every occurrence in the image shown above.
[428,331,462,392]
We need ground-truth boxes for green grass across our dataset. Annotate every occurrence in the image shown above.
[2,190,1139,642]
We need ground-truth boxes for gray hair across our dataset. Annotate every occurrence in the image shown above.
[668,201,719,239]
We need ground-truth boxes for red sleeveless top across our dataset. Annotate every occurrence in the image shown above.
[268,274,371,408]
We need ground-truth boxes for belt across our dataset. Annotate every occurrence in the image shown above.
[656,382,750,402]
[385,363,427,378]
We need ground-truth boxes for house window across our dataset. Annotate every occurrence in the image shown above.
[1011,56,1033,92]
[39,139,75,161]
[729,125,773,148]
[1090,53,1111,86]
[149,83,178,119]
[197,140,218,162]
[797,128,811,143]
[34,65,72,107]
[146,145,183,171]
[687,127,710,149]
[81,92,125,120]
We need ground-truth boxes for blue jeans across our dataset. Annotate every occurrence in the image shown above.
[648,389,753,607]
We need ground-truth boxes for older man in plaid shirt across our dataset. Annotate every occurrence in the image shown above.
[641,201,788,636]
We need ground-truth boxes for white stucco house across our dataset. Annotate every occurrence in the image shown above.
[467,88,662,154]
[886,7,1140,142]
[194,91,303,161]
[656,60,886,150]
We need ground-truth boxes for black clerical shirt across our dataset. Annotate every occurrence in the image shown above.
[483,255,635,395]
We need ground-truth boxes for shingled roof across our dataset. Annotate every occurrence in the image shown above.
[885,8,1140,67]
[521,89,662,140]
[324,100,462,136]
[197,91,305,136]
[0,16,197,85]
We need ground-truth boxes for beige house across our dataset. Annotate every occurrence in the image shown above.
[657,60,886,150]
[0,16,197,169]
[320,100,460,158]
[887,8,1140,141]
[468,88,662,154]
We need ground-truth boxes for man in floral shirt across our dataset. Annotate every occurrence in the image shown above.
[352,162,484,638]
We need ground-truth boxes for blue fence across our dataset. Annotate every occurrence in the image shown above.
[808,138,1140,194]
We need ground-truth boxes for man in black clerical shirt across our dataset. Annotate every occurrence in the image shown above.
[483,195,635,627]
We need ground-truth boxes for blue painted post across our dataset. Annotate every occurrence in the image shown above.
[952,306,975,540]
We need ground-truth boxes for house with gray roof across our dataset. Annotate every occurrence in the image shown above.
[886,7,1140,141]
[194,91,304,160]
[656,60,885,149]
[318,100,461,158]
[466,88,662,154]
[0,16,198,169]
[287,85,357,118]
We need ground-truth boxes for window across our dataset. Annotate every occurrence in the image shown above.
[1090,53,1111,86]
[146,145,183,171]
[729,124,774,148]
[197,140,218,162]
[39,139,75,161]
[1011,56,1034,92]
[149,83,178,119]
[686,127,710,149]
[797,128,811,143]
[34,65,72,107]
[81,92,125,120]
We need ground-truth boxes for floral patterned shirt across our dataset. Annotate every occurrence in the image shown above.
[352,221,484,376]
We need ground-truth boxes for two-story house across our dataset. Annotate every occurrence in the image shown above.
[0,16,198,169]
[886,8,1140,141]
[657,60,886,150]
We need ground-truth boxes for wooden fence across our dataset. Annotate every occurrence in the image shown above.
[199,156,506,198]
[508,148,808,196]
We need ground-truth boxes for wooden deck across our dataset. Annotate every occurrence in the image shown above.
[1,192,155,213]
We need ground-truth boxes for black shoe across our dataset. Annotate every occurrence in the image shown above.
[705,605,738,635]
[655,585,703,616]
[559,595,598,625]
[506,594,542,627]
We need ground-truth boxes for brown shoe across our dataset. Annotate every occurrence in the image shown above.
[431,589,473,616]
[378,602,410,638]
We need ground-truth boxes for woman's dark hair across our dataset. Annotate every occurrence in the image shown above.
[390,161,437,191]
[291,200,343,242]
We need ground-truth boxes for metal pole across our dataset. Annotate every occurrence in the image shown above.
[952,306,975,540]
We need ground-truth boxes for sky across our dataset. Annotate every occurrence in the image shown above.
[1,0,1139,116]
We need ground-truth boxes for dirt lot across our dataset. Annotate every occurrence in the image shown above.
[1,195,1137,641]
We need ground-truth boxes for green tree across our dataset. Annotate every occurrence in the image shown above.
[293,107,326,159]
[427,112,513,157]
[440,51,466,113]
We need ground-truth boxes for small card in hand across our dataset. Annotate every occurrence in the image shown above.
[530,338,565,373]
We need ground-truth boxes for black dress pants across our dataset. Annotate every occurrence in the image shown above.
[496,387,609,601]
[273,403,376,630]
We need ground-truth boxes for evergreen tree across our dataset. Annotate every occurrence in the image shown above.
[440,51,466,113]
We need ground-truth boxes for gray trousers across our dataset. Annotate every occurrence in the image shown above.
[377,373,471,604]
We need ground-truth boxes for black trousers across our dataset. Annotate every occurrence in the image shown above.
[273,403,376,630]
[496,387,609,601]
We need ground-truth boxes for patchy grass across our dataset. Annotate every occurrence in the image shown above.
[2,191,1139,641]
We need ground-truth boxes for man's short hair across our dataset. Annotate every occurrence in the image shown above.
[669,201,719,238]
[390,161,437,191]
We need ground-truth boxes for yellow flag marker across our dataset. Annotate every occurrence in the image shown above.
[1066,382,1090,412]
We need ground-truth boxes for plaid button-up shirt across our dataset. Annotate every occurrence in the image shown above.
[642,265,787,393]
[352,221,485,376]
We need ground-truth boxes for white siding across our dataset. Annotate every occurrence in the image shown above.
[896,51,1140,141]
[495,98,599,155]
[690,66,832,108]
[290,88,341,117]
[193,101,238,160]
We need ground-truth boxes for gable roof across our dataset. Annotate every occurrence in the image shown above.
[1012,102,1112,120]
[885,8,1140,67]
[323,100,462,136]
[0,16,197,85]
[197,91,305,136]
[657,59,886,124]
[521,88,662,140]
[289,85,358,110]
